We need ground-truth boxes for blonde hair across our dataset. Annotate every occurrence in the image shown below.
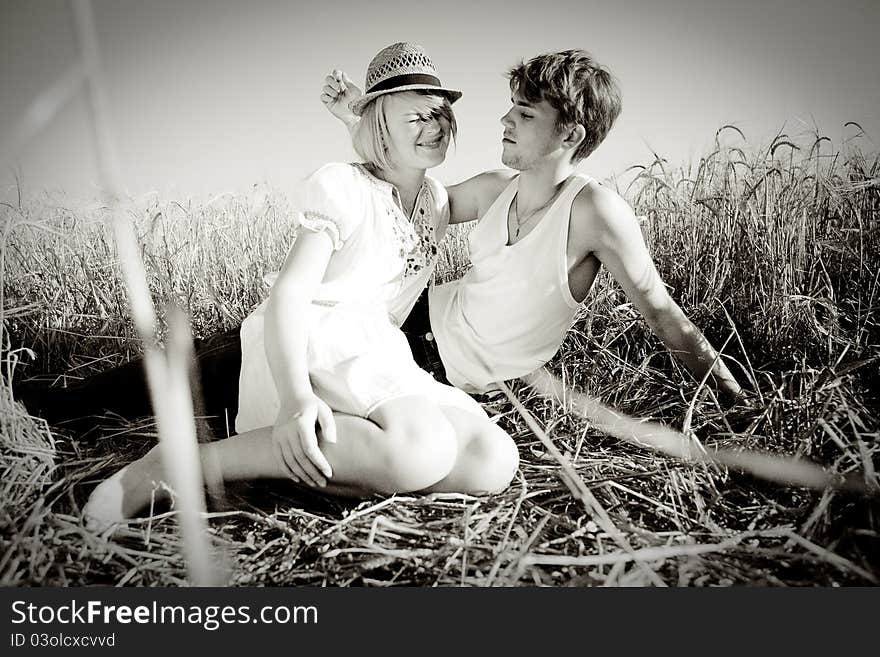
[352,91,457,171]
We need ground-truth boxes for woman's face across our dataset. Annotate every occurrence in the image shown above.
[382,92,452,171]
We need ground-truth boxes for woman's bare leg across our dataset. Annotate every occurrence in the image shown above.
[423,407,519,495]
[83,396,459,529]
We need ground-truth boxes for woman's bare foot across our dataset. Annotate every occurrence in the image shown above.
[83,447,168,533]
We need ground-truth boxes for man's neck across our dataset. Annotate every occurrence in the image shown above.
[515,160,576,214]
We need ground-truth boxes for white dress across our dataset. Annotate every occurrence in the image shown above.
[235,162,485,433]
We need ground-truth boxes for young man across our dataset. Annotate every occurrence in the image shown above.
[322,49,744,399]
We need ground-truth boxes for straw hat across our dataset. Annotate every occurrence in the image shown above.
[350,42,462,116]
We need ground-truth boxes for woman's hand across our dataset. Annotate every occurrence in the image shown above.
[320,69,361,128]
[273,393,338,487]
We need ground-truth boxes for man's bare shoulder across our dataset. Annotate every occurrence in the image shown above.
[570,180,639,247]
[478,168,517,187]
[452,169,514,197]
[447,169,516,223]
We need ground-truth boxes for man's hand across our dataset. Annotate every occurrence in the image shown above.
[273,393,338,487]
[320,69,362,128]
[718,384,761,411]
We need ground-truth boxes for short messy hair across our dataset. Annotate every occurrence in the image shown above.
[508,49,622,162]
[352,91,457,171]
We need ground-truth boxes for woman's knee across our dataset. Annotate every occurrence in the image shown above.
[464,424,520,494]
[375,407,459,493]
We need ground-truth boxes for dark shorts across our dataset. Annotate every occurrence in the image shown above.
[400,289,450,386]
[191,327,243,418]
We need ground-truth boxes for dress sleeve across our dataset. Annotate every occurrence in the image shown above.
[425,175,451,241]
[297,163,363,250]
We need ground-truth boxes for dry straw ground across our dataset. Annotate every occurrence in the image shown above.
[1,127,878,586]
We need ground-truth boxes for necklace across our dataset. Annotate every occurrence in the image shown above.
[398,191,417,219]
[511,182,565,240]
[362,163,420,219]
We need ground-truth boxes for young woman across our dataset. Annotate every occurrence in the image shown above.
[82,42,519,531]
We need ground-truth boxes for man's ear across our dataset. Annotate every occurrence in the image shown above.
[562,124,587,150]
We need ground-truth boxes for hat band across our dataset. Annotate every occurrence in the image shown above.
[368,72,442,94]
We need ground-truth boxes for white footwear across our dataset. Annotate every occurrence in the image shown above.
[83,466,129,533]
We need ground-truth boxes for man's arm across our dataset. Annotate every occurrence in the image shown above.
[573,186,744,401]
[446,170,516,224]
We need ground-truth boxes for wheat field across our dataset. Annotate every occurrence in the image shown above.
[1,127,878,586]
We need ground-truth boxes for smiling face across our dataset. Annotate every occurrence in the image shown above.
[500,89,567,171]
[382,91,454,171]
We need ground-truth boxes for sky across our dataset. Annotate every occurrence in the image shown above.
[1,0,878,202]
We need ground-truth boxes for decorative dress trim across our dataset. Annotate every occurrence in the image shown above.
[405,184,439,277]
[350,162,441,279]
[300,210,343,251]
[351,162,394,193]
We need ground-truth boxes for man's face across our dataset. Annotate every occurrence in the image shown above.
[500,89,566,170]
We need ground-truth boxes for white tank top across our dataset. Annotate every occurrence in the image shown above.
[429,173,594,393]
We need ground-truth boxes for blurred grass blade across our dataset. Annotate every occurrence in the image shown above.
[0,63,86,172]
[71,0,220,585]
[151,307,223,585]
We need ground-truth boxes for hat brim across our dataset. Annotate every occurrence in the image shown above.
[350,86,462,116]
